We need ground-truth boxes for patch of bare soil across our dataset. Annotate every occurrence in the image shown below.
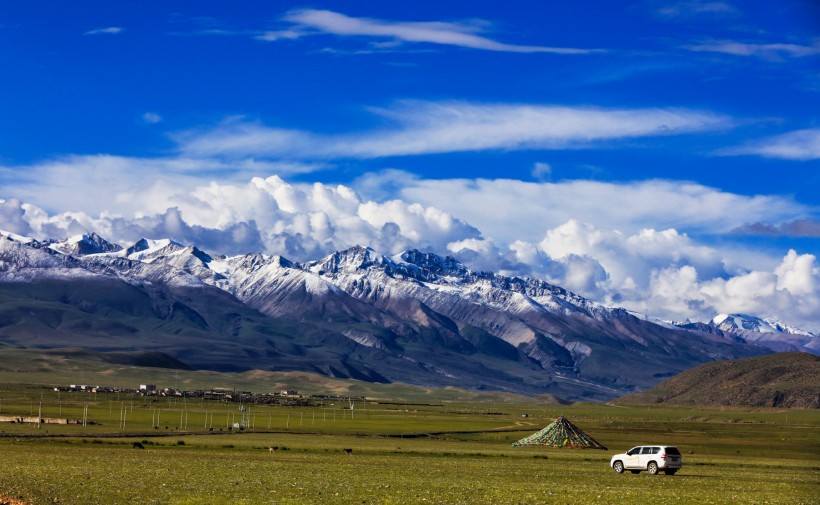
[0,494,30,505]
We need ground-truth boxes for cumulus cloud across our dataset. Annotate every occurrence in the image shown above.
[0,198,39,237]
[0,174,482,260]
[177,102,732,160]
[256,9,600,54]
[721,128,820,160]
[2,161,818,330]
[532,227,819,331]
[372,176,807,246]
[535,221,726,296]
[696,250,820,326]
[438,217,819,331]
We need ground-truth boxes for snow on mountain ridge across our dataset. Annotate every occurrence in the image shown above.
[6,232,813,341]
[761,318,816,338]
[712,313,817,338]
[124,238,185,262]
[0,229,36,244]
[4,232,814,355]
[0,232,795,398]
[47,232,122,257]
[396,249,471,280]
[699,313,818,355]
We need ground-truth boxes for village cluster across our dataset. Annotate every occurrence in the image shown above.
[51,383,365,406]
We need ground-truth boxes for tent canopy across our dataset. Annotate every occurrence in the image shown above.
[512,416,607,450]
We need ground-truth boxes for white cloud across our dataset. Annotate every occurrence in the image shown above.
[176,102,732,159]
[775,249,817,296]
[358,200,479,247]
[684,40,820,59]
[531,162,552,180]
[0,155,328,217]
[1,168,818,331]
[254,29,303,42]
[142,112,163,124]
[657,1,737,18]
[376,177,806,246]
[0,172,480,261]
[699,251,820,326]
[721,128,820,160]
[526,224,819,331]
[437,216,820,331]
[0,198,31,236]
[175,120,315,159]
[534,220,727,297]
[84,27,124,36]
[270,9,600,54]
[646,265,703,316]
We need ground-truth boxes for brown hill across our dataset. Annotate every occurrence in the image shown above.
[619,352,820,408]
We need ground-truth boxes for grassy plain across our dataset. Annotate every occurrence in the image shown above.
[0,348,817,505]
[0,380,817,505]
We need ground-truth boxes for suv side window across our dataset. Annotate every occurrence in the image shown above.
[627,448,641,456]
[641,447,653,455]
[651,447,660,454]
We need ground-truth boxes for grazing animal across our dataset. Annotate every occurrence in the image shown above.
[343,448,353,456]
[268,446,279,453]
[132,442,145,449]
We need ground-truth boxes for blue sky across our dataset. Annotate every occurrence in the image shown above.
[1,1,819,329]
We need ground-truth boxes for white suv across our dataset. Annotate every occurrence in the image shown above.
[610,445,682,475]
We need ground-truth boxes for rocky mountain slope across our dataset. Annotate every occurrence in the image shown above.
[0,231,790,400]
[619,352,820,408]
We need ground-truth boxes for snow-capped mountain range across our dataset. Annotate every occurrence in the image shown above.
[711,313,814,337]
[0,231,815,400]
[705,313,818,354]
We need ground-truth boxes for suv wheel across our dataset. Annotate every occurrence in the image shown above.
[613,461,624,474]
[647,462,659,475]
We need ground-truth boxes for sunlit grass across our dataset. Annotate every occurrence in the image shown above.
[0,435,816,504]
[0,383,816,504]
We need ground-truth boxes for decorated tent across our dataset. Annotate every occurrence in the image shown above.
[512,416,607,450]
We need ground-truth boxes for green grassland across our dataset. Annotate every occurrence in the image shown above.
[0,378,817,505]
[0,353,817,504]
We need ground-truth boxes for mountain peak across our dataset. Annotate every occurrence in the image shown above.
[713,313,781,334]
[125,238,183,259]
[397,249,470,279]
[0,229,36,245]
[49,232,122,256]
[0,232,808,399]
[307,245,387,274]
[710,313,818,351]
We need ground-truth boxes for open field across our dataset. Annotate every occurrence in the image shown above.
[0,380,817,504]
